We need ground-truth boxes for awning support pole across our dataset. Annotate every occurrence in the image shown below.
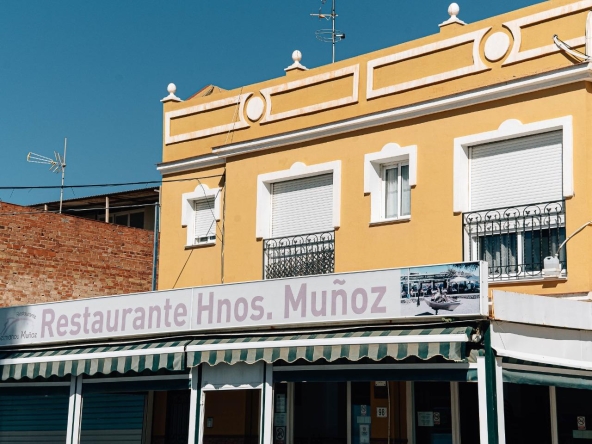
[188,366,202,444]
[482,326,500,444]
[261,363,274,444]
[66,375,83,444]
[495,357,506,444]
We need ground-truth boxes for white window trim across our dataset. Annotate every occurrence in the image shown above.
[453,117,574,213]
[256,161,341,239]
[181,184,221,247]
[364,143,417,224]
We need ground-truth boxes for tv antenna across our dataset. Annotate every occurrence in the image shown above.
[27,138,68,213]
[310,0,345,63]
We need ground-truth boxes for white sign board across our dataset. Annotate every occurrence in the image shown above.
[0,261,487,347]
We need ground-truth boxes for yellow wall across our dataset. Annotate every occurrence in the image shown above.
[158,0,592,300]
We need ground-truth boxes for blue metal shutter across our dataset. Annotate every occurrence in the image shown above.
[80,392,146,443]
[0,394,69,443]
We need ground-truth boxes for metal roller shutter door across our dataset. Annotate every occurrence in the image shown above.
[0,394,69,443]
[80,392,146,444]
[271,174,333,238]
[470,131,563,211]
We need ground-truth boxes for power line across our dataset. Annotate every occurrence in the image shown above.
[0,174,224,191]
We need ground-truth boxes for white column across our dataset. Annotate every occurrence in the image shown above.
[550,386,559,444]
[406,382,415,444]
[450,382,461,444]
[66,375,83,444]
[495,358,506,444]
[477,356,489,444]
[188,366,201,444]
[262,363,274,444]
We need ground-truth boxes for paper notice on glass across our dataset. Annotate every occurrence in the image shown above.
[275,394,286,413]
[274,413,287,427]
[417,412,434,427]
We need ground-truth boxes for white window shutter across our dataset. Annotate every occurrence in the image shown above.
[271,174,333,238]
[193,198,216,243]
[470,131,563,211]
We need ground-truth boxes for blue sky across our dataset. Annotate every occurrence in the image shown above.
[0,0,542,205]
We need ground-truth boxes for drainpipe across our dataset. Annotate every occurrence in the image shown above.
[151,202,160,291]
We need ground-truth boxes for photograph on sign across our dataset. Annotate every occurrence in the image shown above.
[400,262,483,317]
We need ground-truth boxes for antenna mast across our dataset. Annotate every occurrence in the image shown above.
[310,0,345,63]
[26,138,68,213]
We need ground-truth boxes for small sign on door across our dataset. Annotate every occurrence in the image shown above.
[578,416,586,431]
[433,412,441,425]
[377,407,388,418]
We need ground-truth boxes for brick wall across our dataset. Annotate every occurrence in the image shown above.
[0,202,154,307]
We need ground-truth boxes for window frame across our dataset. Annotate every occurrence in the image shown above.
[453,117,573,213]
[256,161,341,240]
[381,161,411,222]
[192,198,218,246]
[364,143,417,226]
[181,184,221,248]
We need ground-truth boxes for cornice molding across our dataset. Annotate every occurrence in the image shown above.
[159,63,592,176]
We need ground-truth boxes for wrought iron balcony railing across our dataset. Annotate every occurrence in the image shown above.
[263,230,335,280]
[463,200,566,281]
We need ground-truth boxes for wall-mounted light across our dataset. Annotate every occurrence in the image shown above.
[543,220,592,278]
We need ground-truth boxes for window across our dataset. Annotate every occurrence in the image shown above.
[383,163,410,219]
[98,210,145,229]
[181,184,221,247]
[257,161,340,279]
[364,143,417,224]
[193,198,217,245]
[462,128,567,280]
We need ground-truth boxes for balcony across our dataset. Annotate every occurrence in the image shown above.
[463,201,566,281]
[263,230,335,280]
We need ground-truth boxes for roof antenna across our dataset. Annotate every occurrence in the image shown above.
[27,138,68,213]
[310,0,345,63]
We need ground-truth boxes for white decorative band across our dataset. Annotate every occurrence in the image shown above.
[164,93,251,145]
[260,65,359,124]
[367,28,490,99]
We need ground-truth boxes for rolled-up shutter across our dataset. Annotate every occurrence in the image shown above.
[80,392,146,443]
[470,131,563,211]
[193,198,216,244]
[0,393,69,443]
[271,174,333,238]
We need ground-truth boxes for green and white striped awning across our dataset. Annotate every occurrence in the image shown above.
[187,326,473,367]
[0,340,189,381]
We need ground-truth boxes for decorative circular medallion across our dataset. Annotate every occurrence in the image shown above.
[246,96,265,122]
[484,32,511,62]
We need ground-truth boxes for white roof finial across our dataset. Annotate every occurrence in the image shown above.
[285,50,308,72]
[161,83,182,103]
[439,3,466,27]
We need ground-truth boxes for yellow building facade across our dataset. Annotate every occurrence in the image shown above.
[158,0,592,297]
[2,2,592,444]
[154,1,592,443]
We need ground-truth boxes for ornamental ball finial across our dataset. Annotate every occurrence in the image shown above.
[167,83,177,94]
[292,50,302,63]
[448,3,460,17]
